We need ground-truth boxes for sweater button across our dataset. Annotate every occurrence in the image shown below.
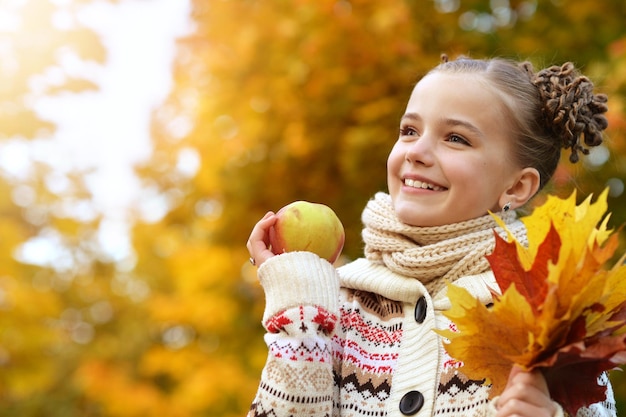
[414,296,427,323]
[399,390,424,415]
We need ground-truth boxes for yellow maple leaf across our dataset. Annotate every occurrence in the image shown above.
[438,189,626,415]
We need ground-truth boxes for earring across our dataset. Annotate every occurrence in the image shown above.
[502,202,512,212]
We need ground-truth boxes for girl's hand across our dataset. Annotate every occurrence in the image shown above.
[496,366,558,417]
[247,211,277,268]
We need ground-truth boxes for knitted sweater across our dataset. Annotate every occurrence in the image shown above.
[248,195,616,417]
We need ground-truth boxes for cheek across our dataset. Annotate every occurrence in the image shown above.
[387,147,404,186]
[387,147,403,191]
[444,159,474,184]
[387,144,404,171]
[448,155,497,184]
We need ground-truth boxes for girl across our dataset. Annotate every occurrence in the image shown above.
[246,56,614,417]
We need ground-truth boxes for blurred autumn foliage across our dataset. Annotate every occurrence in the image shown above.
[1,0,626,416]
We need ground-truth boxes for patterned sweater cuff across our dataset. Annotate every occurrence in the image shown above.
[258,251,339,324]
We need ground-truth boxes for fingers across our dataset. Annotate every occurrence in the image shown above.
[497,367,556,417]
[247,211,277,268]
[506,367,550,398]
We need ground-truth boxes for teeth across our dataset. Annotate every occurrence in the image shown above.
[404,178,445,191]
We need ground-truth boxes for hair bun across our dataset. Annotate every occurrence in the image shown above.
[532,62,608,163]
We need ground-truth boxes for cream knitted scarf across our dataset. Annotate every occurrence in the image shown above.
[362,192,528,295]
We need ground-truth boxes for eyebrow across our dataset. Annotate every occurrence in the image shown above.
[401,112,486,138]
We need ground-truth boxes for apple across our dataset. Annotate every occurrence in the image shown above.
[269,201,345,263]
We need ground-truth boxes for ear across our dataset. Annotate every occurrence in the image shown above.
[498,167,541,211]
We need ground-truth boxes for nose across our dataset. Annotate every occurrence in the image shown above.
[405,134,434,166]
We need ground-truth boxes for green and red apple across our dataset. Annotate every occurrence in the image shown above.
[269,201,345,263]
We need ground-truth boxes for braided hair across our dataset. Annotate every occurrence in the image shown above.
[529,62,608,163]
[432,56,608,191]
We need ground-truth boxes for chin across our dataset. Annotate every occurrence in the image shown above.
[395,208,437,227]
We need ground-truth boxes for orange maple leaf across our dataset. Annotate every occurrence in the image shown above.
[438,189,626,416]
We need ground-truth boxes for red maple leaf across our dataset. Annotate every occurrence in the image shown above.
[486,223,561,313]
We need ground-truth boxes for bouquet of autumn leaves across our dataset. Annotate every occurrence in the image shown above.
[438,189,626,416]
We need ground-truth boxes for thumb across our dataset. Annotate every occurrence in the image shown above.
[505,364,523,389]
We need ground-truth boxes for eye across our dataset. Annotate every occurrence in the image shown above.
[399,126,419,137]
[447,134,470,146]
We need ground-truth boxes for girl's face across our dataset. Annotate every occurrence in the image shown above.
[387,72,525,227]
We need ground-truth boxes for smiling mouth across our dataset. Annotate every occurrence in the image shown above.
[404,178,446,191]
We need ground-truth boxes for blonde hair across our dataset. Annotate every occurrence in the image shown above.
[431,56,609,191]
